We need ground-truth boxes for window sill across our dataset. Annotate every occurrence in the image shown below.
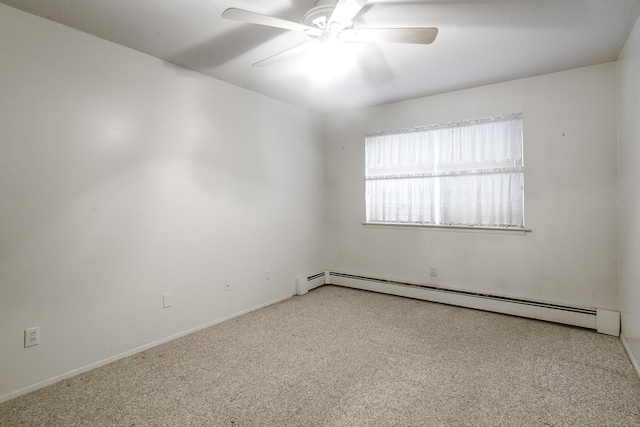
[363,222,532,234]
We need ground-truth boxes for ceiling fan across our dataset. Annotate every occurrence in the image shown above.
[222,0,438,67]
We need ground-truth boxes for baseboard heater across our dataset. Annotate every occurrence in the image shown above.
[296,271,619,335]
[295,272,327,295]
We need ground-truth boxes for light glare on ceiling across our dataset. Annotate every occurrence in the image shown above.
[303,40,359,81]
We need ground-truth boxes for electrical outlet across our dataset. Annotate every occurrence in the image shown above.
[265,269,270,281]
[224,278,231,291]
[24,327,39,348]
[430,266,438,277]
[163,293,172,308]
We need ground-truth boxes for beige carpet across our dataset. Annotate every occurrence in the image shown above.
[1,285,640,426]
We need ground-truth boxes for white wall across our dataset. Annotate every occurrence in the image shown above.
[618,14,640,363]
[0,4,325,401]
[324,63,619,310]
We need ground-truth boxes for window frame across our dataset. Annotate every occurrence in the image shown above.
[364,113,529,232]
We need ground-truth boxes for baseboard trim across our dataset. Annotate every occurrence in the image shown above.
[0,293,294,404]
[621,336,640,380]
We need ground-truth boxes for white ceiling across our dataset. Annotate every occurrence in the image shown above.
[3,0,640,114]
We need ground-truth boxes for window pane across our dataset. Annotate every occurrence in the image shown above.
[366,177,436,224]
[440,172,524,227]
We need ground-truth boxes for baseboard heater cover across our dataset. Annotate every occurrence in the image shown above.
[295,271,327,295]
[326,271,604,332]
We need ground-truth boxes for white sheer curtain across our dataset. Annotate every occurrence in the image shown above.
[365,113,524,228]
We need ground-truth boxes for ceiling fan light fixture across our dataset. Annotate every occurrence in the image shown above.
[304,40,359,81]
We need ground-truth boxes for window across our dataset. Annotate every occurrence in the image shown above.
[365,113,524,229]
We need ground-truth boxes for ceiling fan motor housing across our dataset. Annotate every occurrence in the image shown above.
[303,0,338,29]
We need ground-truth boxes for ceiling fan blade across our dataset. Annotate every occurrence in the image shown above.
[328,0,368,30]
[339,27,439,44]
[253,39,321,67]
[222,8,321,36]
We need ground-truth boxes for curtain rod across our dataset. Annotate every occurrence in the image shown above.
[366,112,523,138]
